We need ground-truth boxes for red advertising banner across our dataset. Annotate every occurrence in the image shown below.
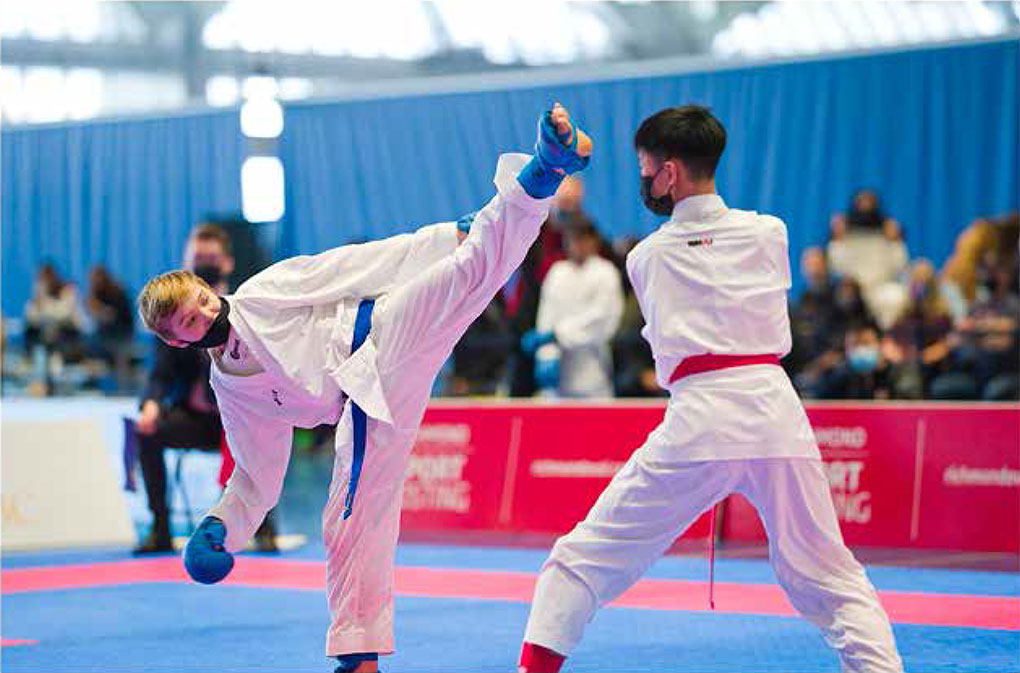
[916,407,1020,551]
[400,402,1019,552]
[399,409,513,533]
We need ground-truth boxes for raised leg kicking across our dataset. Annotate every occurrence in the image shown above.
[136,103,591,672]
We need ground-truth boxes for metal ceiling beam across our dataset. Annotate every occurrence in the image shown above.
[0,37,435,80]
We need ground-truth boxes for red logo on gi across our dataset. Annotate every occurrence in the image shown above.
[687,237,714,248]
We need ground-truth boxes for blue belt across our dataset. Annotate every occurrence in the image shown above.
[343,298,375,520]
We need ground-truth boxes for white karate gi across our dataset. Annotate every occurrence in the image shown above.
[535,256,624,398]
[523,194,902,672]
[205,153,552,656]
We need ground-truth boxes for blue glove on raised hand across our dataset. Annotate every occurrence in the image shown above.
[535,106,590,175]
[521,329,555,355]
[183,516,234,585]
[517,103,592,199]
[534,354,561,390]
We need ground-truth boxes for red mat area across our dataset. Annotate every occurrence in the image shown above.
[3,557,1016,631]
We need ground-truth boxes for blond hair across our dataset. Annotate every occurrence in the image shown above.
[941,220,997,302]
[137,270,211,340]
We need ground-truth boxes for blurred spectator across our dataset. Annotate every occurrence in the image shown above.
[549,175,588,230]
[826,322,896,400]
[950,215,1020,400]
[788,250,879,399]
[502,180,578,396]
[787,248,843,397]
[85,265,134,374]
[524,222,623,398]
[449,299,511,396]
[23,263,86,365]
[830,188,899,234]
[610,236,663,398]
[940,218,998,321]
[827,189,909,329]
[833,276,875,329]
[883,260,960,399]
[134,224,236,554]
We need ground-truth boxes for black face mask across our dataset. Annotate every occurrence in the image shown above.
[640,167,675,216]
[187,296,232,349]
[193,263,224,287]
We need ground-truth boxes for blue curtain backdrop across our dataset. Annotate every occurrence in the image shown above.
[279,38,1018,297]
[2,112,243,316]
[3,39,1017,319]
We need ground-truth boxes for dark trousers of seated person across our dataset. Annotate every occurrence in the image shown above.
[138,405,222,527]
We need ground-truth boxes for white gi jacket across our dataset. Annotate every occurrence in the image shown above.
[535,256,624,397]
[527,194,901,672]
[625,193,818,462]
[206,154,546,553]
[206,222,458,549]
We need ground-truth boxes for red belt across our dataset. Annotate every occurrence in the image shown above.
[669,353,781,384]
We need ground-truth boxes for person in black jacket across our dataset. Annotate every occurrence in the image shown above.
[133,224,235,554]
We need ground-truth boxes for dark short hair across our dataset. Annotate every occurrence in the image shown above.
[633,105,727,180]
[191,223,232,256]
[565,218,600,242]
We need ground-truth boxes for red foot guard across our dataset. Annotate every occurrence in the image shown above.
[519,642,566,673]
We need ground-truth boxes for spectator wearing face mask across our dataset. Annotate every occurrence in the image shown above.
[828,323,894,400]
[133,224,236,553]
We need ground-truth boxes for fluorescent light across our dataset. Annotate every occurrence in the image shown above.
[241,157,285,223]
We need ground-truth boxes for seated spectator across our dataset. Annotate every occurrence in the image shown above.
[825,322,895,400]
[134,224,234,553]
[827,189,909,329]
[502,225,559,397]
[832,275,874,328]
[939,218,998,321]
[450,298,511,396]
[523,221,624,398]
[548,175,588,231]
[503,182,575,397]
[792,273,876,398]
[610,236,663,398]
[830,188,899,234]
[953,237,1019,401]
[23,263,86,364]
[884,260,964,399]
[786,247,841,394]
[85,265,134,365]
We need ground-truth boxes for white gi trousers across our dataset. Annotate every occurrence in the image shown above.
[321,159,549,656]
[523,453,903,672]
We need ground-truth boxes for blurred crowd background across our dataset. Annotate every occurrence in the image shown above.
[4,184,1017,402]
[2,1,1018,403]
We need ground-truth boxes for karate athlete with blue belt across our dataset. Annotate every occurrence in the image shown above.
[136,103,592,673]
[518,106,902,673]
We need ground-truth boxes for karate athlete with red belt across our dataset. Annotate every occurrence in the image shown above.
[136,104,592,673]
[518,106,902,673]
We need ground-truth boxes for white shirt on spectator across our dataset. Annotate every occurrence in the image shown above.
[536,255,624,398]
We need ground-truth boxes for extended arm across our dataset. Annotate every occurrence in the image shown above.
[183,394,293,584]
